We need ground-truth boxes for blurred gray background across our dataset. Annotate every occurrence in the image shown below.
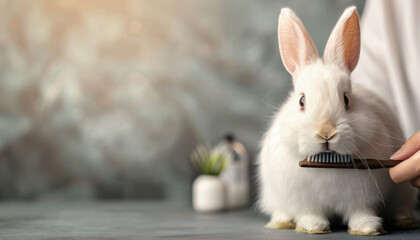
[0,0,365,202]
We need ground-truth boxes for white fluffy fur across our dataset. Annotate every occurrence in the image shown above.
[258,7,417,235]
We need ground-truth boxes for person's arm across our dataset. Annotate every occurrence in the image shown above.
[390,131,420,187]
[353,0,420,138]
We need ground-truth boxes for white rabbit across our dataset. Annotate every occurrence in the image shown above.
[258,6,418,236]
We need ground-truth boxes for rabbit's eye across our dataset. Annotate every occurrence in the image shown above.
[299,95,305,110]
[344,94,350,109]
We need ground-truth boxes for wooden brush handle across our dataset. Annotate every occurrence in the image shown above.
[299,159,404,169]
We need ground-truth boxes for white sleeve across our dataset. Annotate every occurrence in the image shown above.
[352,0,420,138]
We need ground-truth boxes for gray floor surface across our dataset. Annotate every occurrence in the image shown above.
[0,201,419,240]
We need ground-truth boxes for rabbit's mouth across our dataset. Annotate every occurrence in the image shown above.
[323,141,334,151]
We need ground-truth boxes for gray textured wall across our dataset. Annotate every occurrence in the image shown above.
[0,0,365,201]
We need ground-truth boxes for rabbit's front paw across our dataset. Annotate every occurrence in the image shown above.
[295,215,331,234]
[348,213,384,236]
[265,210,295,229]
[265,221,295,229]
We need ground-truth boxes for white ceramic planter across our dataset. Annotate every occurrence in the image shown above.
[192,175,225,212]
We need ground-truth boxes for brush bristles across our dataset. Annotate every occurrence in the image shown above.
[308,152,352,163]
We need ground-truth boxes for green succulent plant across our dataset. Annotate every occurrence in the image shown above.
[190,145,231,176]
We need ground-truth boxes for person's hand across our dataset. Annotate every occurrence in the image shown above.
[389,131,420,187]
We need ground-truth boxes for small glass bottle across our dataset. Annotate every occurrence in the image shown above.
[217,134,249,209]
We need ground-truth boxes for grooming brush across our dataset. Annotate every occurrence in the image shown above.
[299,152,403,169]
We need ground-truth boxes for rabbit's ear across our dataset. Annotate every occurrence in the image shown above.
[278,8,319,76]
[323,6,360,73]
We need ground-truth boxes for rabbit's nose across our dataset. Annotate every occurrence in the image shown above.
[317,120,337,140]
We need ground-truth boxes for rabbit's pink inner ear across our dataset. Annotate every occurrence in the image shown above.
[278,8,319,76]
[323,7,360,73]
[342,10,360,72]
